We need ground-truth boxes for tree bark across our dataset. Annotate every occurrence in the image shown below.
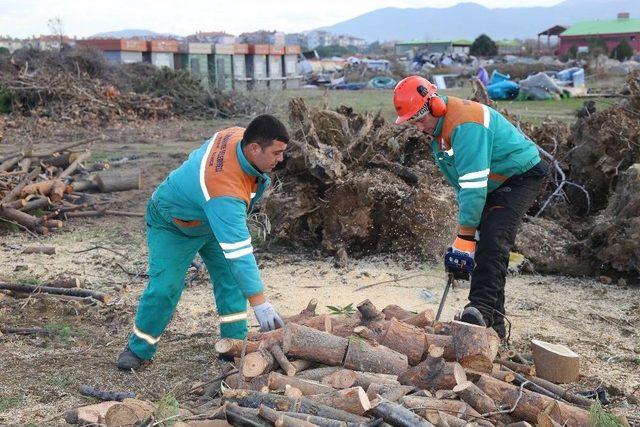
[423,410,468,427]
[283,412,351,427]
[321,369,357,389]
[352,326,378,345]
[307,387,371,415]
[58,150,91,180]
[380,318,427,365]
[402,309,435,328]
[269,343,297,376]
[400,395,483,421]
[356,299,383,321]
[296,367,341,381]
[370,399,435,427]
[366,383,414,402]
[524,375,592,408]
[381,304,414,320]
[215,338,262,358]
[343,338,408,375]
[496,359,536,376]
[0,206,42,230]
[450,320,494,372]
[424,334,456,361]
[398,356,466,391]
[20,196,51,212]
[267,372,334,396]
[475,374,589,426]
[283,323,348,366]
[225,403,270,426]
[94,170,142,192]
[258,404,316,427]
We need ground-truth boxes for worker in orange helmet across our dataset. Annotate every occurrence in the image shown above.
[393,75,547,339]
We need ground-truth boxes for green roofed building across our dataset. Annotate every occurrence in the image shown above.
[395,39,471,56]
[559,12,640,54]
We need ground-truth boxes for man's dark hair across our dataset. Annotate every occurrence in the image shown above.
[241,114,289,149]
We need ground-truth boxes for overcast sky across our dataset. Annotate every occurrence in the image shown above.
[1,0,567,38]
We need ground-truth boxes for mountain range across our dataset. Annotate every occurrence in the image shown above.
[319,0,640,41]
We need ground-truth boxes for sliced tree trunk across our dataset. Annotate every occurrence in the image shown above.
[70,179,99,192]
[297,397,370,423]
[398,356,466,391]
[243,349,277,378]
[58,150,91,180]
[296,367,342,381]
[290,359,315,374]
[321,369,357,389]
[103,399,155,427]
[351,371,400,389]
[531,339,580,384]
[424,333,456,361]
[454,380,511,425]
[450,320,494,372]
[370,399,435,427]
[215,338,262,358]
[0,206,42,230]
[380,318,427,365]
[64,401,119,426]
[225,403,270,427]
[400,395,483,421]
[307,387,371,415]
[94,170,142,192]
[223,389,299,412]
[496,359,536,376]
[491,370,516,383]
[475,374,589,426]
[283,323,348,366]
[258,404,316,427]
[284,385,303,399]
[20,196,51,212]
[267,372,334,396]
[343,338,408,375]
[352,326,378,345]
[402,309,435,328]
[423,410,468,427]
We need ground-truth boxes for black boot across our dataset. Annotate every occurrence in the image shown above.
[117,346,143,371]
[458,306,487,327]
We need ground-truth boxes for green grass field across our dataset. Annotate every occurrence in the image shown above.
[270,87,615,126]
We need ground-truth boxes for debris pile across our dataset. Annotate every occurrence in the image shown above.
[65,299,607,426]
[264,99,457,261]
[0,48,257,124]
[0,137,142,235]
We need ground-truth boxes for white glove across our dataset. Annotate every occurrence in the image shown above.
[252,301,285,331]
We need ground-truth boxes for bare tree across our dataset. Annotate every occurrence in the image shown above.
[47,17,64,51]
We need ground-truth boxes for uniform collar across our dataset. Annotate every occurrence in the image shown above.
[431,95,447,138]
[237,141,268,179]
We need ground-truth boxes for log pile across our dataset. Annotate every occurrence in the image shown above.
[120,298,594,427]
[0,137,142,235]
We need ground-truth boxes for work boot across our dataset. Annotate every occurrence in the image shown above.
[492,321,507,340]
[457,306,487,327]
[117,346,143,371]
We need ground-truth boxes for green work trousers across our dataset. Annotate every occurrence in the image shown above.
[128,200,248,360]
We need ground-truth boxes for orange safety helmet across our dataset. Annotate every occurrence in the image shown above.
[393,76,446,124]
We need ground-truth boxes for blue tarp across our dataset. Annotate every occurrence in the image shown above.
[369,76,396,89]
[487,80,520,100]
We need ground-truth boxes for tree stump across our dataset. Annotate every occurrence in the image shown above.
[450,320,494,372]
[531,339,580,383]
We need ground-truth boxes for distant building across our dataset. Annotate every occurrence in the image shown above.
[187,31,236,44]
[559,13,640,55]
[77,38,147,64]
[497,39,524,55]
[306,30,334,49]
[452,40,472,54]
[240,30,285,45]
[394,40,455,56]
[285,33,307,47]
[335,34,366,49]
[537,25,567,54]
[31,34,74,50]
[0,38,24,52]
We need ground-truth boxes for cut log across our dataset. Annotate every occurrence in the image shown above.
[20,196,50,213]
[352,326,378,345]
[524,375,592,407]
[269,343,297,376]
[1,166,42,204]
[366,383,414,402]
[0,326,54,336]
[284,385,303,399]
[351,371,400,389]
[531,339,580,383]
[381,304,414,320]
[258,404,316,427]
[301,314,333,333]
[79,384,135,402]
[247,328,284,346]
[0,282,110,303]
[64,401,119,425]
[402,309,435,328]
[243,349,276,378]
[268,372,334,395]
[343,337,408,375]
[215,339,260,360]
[58,150,91,180]
[379,318,427,365]
[398,356,467,391]
[224,373,268,391]
[0,206,42,230]
[22,246,56,255]
[296,366,341,381]
[434,389,457,399]
[400,395,483,421]
[356,299,383,321]
[283,323,348,366]
[453,381,499,415]
[497,359,536,376]
[70,179,99,192]
[370,399,435,427]
[104,398,155,426]
[283,412,350,427]
[424,334,456,361]
[290,359,315,374]
[450,320,493,372]
[423,410,468,427]
[223,389,298,412]
[307,387,371,415]
[297,397,370,423]
[321,369,357,389]
[225,403,270,426]
[49,179,66,202]
[94,170,142,192]
[475,374,589,425]
[21,180,56,197]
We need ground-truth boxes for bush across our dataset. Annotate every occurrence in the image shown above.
[568,45,578,59]
[611,39,634,61]
[470,34,498,57]
[587,37,609,57]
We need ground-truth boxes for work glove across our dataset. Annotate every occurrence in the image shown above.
[252,301,285,332]
[444,236,476,280]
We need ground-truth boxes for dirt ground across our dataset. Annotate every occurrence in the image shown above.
[1,119,639,425]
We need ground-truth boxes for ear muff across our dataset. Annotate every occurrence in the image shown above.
[428,95,447,117]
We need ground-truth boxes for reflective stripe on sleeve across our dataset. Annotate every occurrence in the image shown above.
[459,168,490,181]
[199,133,218,202]
[219,237,251,251]
[482,104,490,128]
[219,312,248,323]
[224,246,253,259]
[459,180,488,189]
